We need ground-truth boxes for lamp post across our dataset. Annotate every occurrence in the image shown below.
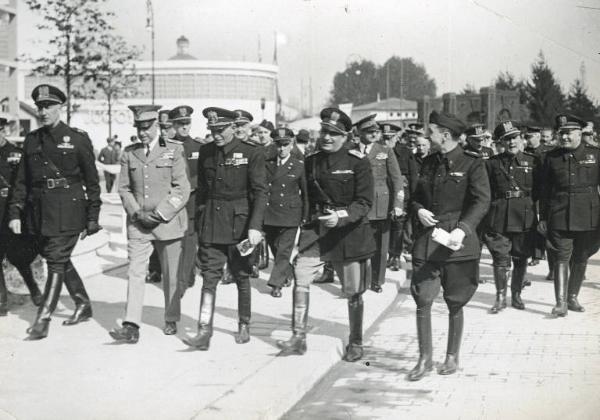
[145,0,155,104]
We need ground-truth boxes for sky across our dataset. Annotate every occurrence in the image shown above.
[17,0,600,113]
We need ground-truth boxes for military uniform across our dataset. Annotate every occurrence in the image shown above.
[110,105,190,342]
[354,115,404,292]
[483,121,542,312]
[277,108,375,362]
[98,143,119,192]
[183,107,267,350]
[0,132,42,315]
[9,84,102,339]
[464,143,494,160]
[408,111,490,381]
[263,128,309,295]
[540,114,600,316]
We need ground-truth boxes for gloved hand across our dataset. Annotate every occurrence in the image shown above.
[447,228,466,251]
[417,208,439,227]
[8,219,21,235]
[136,210,163,230]
[80,220,102,240]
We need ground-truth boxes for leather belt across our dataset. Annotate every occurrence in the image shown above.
[33,177,79,190]
[556,186,594,194]
[496,190,530,199]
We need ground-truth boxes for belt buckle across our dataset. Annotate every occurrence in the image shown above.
[0,188,8,197]
[47,178,56,189]
[505,191,512,199]
[57,177,69,189]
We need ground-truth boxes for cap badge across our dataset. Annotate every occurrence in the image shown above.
[39,86,50,99]
[180,108,187,117]
[235,110,243,118]
[278,128,286,138]
[559,116,567,126]
[384,125,390,132]
[63,136,70,143]
[330,111,340,122]
[475,126,483,135]
[503,121,513,131]
[207,111,218,124]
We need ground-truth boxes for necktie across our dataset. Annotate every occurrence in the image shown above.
[145,145,150,157]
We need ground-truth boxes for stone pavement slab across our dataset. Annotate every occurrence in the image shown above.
[283,251,600,420]
[0,254,408,420]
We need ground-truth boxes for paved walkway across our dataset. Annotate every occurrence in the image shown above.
[283,251,600,420]
[0,200,407,420]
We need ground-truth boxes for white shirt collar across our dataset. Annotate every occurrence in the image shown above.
[278,154,291,166]
[146,134,160,153]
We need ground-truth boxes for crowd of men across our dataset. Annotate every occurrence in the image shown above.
[0,83,598,381]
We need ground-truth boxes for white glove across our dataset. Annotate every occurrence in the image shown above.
[247,229,263,246]
[417,209,439,227]
[318,209,339,228]
[9,219,21,235]
[392,207,404,217]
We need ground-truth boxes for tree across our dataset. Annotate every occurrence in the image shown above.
[90,34,143,138]
[494,71,527,103]
[566,78,598,125]
[460,83,478,95]
[329,59,379,106]
[526,52,565,126]
[24,0,114,124]
[378,57,437,101]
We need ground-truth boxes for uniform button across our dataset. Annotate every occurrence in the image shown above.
[282,184,286,187]
[266,203,270,206]
[144,165,148,168]
[216,207,220,210]
[145,186,148,189]
[280,193,284,196]
[144,194,148,198]
[145,175,148,178]
[217,178,222,180]
[269,183,272,186]
[279,204,283,207]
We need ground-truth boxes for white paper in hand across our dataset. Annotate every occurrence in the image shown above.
[431,227,463,251]
[236,239,256,256]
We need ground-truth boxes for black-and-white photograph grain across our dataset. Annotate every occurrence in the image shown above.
[0,0,599,419]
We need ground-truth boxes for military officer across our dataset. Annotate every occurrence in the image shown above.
[483,121,541,313]
[464,124,494,159]
[407,111,490,381]
[0,117,42,315]
[354,115,404,293]
[145,109,174,285]
[182,107,267,350]
[109,105,190,343]
[277,107,375,362]
[264,127,309,297]
[9,84,102,340]
[539,114,600,316]
[168,105,203,290]
[389,125,418,270]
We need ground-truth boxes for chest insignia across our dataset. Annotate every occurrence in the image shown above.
[449,172,464,177]
[375,153,387,160]
[189,152,199,160]
[160,151,174,160]
[57,135,74,149]
[580,154,596,164]
[331,169,354,175]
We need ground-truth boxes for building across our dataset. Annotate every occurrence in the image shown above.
[17,37,279,151]
[418,87,527,131]
[0,0,18,135]
[351,97,418,126]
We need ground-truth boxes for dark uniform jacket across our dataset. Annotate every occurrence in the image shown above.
[540,142,600,232]
[0,142,22,227]
[393,143,418,197]
[524,143,554,160]
[98,145,119,164]
[365,142,404,220]
[264,156,308,227]
[305,147,375,262]
[172,134,203,228]
[411,145,490,262]
[264,142,305,162]
[119,137,190,241]
[196,137,267,244]
[484,151,541,233]
[9,122,101,237]
[464,144,494,160]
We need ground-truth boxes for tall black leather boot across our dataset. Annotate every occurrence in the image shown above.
[235,278,251,344]
[314,262,335,283]
[551,262,569,317]
[182,289,215,350]
[407,306,433,381]
[62,262,92,325]
[277,286,309,355]
[15,265,42,306]
[438,309,464,375]
[0,268,8,316]
[343,294,364,362]
[27,272,63,340]
[546,252,555,281]
[567,262,587,312]
[511,258,527,310]
[490,266,508,313]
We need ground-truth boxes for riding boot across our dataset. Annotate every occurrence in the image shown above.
[407,307,433,381]
[314,262,335,283]
[27,272,63,340]
[438,309,464,375]
[182,289,215,350]
[0,268,7,316]
[490,266,508,313]
[343,294,364,362]
[235,278,251,344]
[567,262,587,312]
[62,262,92,325]
[546,252,555,281]
[15,265,42,306]
[551,262,569,317]
[277,287,309,355]
[511,258,527,310]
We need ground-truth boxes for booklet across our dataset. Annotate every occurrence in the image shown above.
[431,227,463,251]
[236,239,256,256]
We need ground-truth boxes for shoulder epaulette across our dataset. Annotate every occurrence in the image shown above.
[348,149,364,159]
[585,143,600,149]
[167,138,183,145]
[464,150,480,158]
[125,143,142,151]
[72,127,90,136]
[242,139,258,146]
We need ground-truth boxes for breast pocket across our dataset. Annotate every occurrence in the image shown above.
[59,149,79,172]
[514,167,533,188]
